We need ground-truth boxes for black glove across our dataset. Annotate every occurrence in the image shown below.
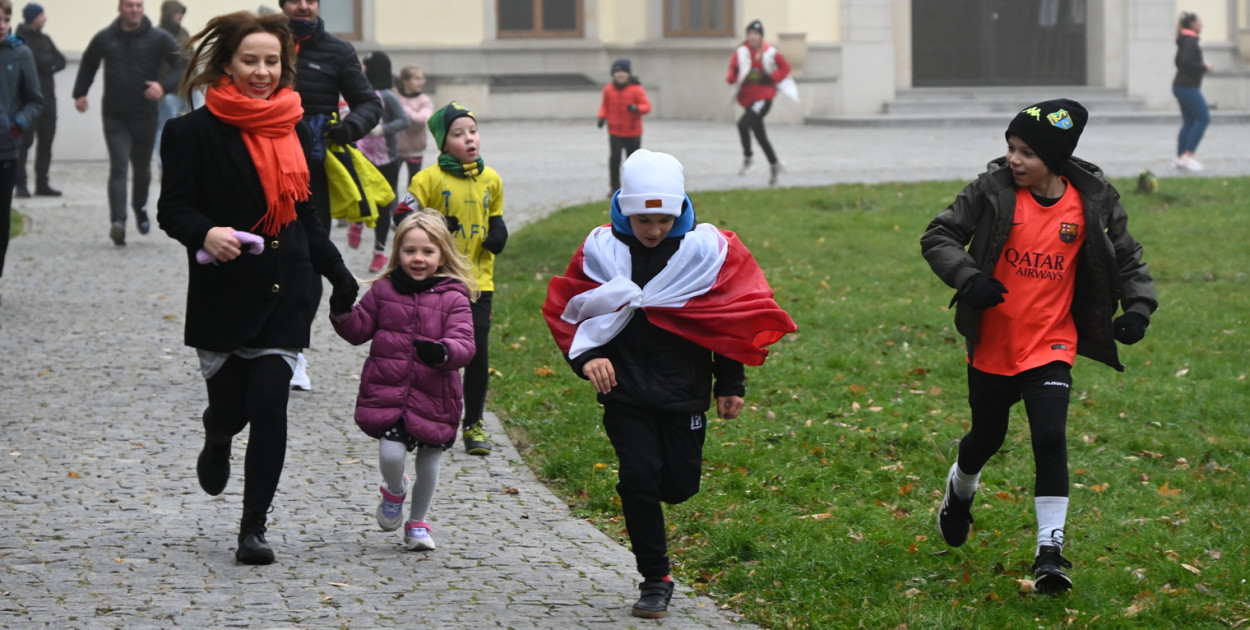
[960,273,1008,309]
[326,122,354,145]
[597,117,606,129]
[328,268,359,315]
[482,215,508,254]
[413,340,447,366]
[1113,312,1148,345]
[627,104,639,113]
[445,214,460,234]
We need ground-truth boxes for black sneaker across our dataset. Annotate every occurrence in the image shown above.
[135,208,151,235]
[34,184,61,197]
[15,184,30,198]
[937,465,975,547]
[109,221,126,246]
[1032,545,1073,594]
[631,578,675,619]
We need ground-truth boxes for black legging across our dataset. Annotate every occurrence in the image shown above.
[958,362,1072,497]
[0,158,15,278]
[737,99,777,165]
[204,354,294,513]
[307,161,331,316]
[372,158,403,252]
[608,135,642,192]
[462,292,493,427]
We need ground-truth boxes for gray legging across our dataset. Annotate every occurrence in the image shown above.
[103,115,158,224]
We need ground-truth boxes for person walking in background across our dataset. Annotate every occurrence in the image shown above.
[349,50,410,273]
[1172,11,1212,172]
[597,57,650,197]
[394,64,433,223]
[157,10,358,565]
[921,99,1157,595]
[154,0,191,170]
[330,210,477,552]
[280,0,381,391]
[72,0,184,247]
[395,101,506,456]
[727,19,793,186]
[0,0,43,303]
[13,2,62,198]
[543,150,795,618]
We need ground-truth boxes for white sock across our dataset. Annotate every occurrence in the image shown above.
[378,439,408,495]
[950,462,980,500]
[1035,496,1069,553]
[409,446,443,523]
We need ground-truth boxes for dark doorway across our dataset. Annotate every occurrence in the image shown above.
[912,0,1087,86]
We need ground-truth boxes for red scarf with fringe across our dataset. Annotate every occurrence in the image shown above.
[205,79,310,236]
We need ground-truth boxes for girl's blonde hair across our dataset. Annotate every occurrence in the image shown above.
[375,210,480,301]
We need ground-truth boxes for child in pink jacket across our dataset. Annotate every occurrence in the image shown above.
[331,210,478,551]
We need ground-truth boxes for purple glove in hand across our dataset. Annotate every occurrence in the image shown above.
[196,231,265,264]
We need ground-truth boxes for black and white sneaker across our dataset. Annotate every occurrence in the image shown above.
[937,463,975,547]
[1032,545,1073,594]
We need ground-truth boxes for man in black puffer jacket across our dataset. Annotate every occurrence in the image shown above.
[280,0,382,391]
[72,0,183,247]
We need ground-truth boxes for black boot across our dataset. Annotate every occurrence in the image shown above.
[236,509,274,565]
[197,409,232,495]
[631,577,675,619]
[34,180,61,197]
[15,182,29,198]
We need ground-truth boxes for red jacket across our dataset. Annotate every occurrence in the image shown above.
[598,79,650,138]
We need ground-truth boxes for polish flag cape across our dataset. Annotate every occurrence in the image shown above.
[543,224,796,366]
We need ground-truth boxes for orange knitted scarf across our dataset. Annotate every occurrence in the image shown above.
[205,79,310,236]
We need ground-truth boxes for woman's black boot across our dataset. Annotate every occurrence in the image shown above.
[236,509,274,565]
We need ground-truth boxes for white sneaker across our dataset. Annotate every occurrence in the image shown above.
[376,475,408,532]
[737,156,752,176]
[1182,155,1204,172]
[769,161,786,186]
[404,520,435,551]
[290,352,312,391]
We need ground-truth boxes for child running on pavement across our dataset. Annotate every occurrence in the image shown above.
[330,210,478,551]
[921,99,1157,594]
[393,101,506,456]
[597,57,650,196]
[543,150,796,618]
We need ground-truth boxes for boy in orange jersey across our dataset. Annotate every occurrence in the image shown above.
[921,99,1157,595]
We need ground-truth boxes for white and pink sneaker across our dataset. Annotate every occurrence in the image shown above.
[404,520,435,551]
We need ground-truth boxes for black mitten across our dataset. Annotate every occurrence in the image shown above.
[627,104,639,113]
[1113,312,1149,345]
[413,340,447,366]
[445,214,461,234]
[960,273,1008,309]
[481,216,508,254]
[758,73,774,85]
[597,117,606,129]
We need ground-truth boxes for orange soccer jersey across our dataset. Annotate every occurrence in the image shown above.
[973,182,1085,376]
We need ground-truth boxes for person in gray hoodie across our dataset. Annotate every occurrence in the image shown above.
[0,0,44,298]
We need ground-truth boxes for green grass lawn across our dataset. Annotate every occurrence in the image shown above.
[489,176,1250,629]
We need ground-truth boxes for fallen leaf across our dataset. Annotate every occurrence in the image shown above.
[1157,482,1182,497]
[1175,368,1189,377]
[68,471,82,479]
[327,582,352,587]
[898,482,915,496]
[504,487,520,495]
[1181,563,1202,575]
[798,513,833,520]
[1091,483,1110,493]
[903,588,921,598]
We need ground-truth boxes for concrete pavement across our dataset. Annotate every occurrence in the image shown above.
[2,118,1249,629]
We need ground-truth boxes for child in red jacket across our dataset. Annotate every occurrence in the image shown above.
[597,58,651,196]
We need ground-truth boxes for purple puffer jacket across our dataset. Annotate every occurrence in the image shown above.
[332,276,476,444]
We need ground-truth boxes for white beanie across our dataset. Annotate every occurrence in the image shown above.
[616,150,686,217]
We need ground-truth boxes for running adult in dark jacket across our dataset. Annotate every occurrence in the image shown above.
[71,15,182,122]
[15,14,65,196]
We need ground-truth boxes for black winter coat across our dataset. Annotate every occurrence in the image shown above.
[71,16,183,121]
[569,231,746,413]
[156,107,350,352]
[15,23,65,100]
[289,18,381,143]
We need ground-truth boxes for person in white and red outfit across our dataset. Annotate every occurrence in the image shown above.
[726,19,792,186]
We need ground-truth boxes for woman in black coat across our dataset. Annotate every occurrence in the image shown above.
[157,11,357,565]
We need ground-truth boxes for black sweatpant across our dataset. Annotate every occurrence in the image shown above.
[0,159,15,278]
[371,158,403,251]
[958,361,1072,497]
[462,292,492,428]
[102,115,158,224]
[203,354,294,514]
[603,404,707,578]
[736,99,777,165]
[17,95,56,189]
[608,135,641,192]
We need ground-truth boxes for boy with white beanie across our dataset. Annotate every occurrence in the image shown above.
[543,150,796,618]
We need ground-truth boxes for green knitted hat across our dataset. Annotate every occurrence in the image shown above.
[428,101,476,153]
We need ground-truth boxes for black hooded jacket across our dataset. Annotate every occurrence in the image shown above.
[288,18,381,143]
[71,16,183,121]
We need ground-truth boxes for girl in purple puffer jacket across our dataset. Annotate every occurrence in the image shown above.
[331,210,478,551]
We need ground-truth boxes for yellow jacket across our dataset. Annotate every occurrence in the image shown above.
[408,164,505,291]
[326,140,395,229]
